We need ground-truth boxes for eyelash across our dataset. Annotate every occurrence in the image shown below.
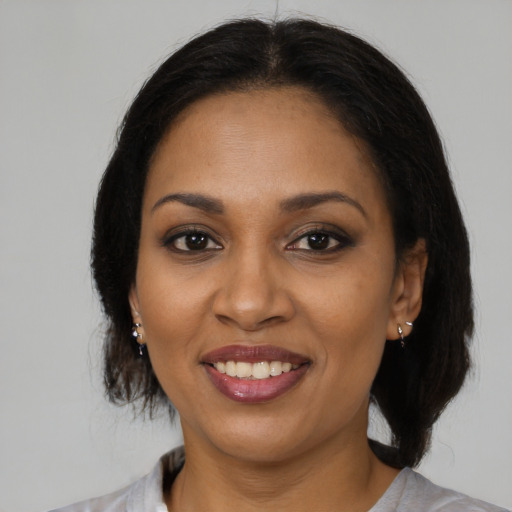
[162,228,222,253]
[162,226,353,254]
[286,227,353,253]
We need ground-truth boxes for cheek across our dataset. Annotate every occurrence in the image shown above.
[300,264,393,382]
[135,267,206,406]
[302,267,393,338]
[134,256,210,361]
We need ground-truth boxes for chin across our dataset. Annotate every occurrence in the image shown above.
[181,409,307,463]
[183,406,350,466]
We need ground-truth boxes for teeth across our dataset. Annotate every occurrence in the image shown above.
[269,361,282,376]
[213,360,301,379]
[236,362,252,378]
[252,361,270,379]
[225,361,237,377]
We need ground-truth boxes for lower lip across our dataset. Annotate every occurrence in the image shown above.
[203,364,309,403]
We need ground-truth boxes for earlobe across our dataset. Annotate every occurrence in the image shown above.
[386,239,428,340]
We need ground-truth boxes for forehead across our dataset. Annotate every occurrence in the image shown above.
[145,87,387,215]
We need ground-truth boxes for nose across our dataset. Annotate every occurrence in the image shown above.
[212,247,295,331]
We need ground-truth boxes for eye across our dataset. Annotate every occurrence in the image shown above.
[287,229,352,252]
[165,230,222,252]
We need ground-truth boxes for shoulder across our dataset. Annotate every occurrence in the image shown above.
[48,483,133,512]
[47,447,185,512]
[373,468,509,512]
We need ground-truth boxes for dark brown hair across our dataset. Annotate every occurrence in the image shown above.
[92,18,473,468]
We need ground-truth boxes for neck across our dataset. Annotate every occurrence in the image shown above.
[167,424,399,512]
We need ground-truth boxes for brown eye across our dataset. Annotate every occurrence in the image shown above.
[307,233,330,250]
[167,230,222,252]
[287,229,353,253]
[184,233,208,250]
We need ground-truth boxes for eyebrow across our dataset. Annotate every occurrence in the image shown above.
[151,191,366,217]
[279,192,367,218]
[152,193,224,214]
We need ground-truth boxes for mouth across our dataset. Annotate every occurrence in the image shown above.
[201,344,311,403]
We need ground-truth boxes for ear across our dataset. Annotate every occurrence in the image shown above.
[386,239,428,340]
[128,284,142,324]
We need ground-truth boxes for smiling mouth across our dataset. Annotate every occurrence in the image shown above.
[201,345,311,403]
[210,360,301,379]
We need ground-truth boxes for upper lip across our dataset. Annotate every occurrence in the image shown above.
[201,344,310,365]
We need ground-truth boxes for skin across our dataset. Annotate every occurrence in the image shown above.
[129,87,427,511]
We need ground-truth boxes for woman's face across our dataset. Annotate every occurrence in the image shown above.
[131,87,421,463]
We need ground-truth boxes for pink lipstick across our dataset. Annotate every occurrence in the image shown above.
[201,344,310,403]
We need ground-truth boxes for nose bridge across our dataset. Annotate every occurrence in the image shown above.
[213,242,293,330]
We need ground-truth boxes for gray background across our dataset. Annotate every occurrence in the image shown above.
[0,1,511,510]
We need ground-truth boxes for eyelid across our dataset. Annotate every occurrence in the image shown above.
[286,224,354,251]
[161,225,223,252]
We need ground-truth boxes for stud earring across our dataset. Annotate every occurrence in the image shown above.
[132,322,145,356]
[397,321,413,348]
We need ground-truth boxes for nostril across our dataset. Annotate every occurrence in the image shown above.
[213,312,285,332]
[211,268,296,329]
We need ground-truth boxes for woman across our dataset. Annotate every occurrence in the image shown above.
[52,18,507,512]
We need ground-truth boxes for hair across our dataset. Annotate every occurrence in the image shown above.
[91,18,473,468]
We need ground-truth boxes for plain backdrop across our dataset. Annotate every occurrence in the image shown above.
[1,1,511,510]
